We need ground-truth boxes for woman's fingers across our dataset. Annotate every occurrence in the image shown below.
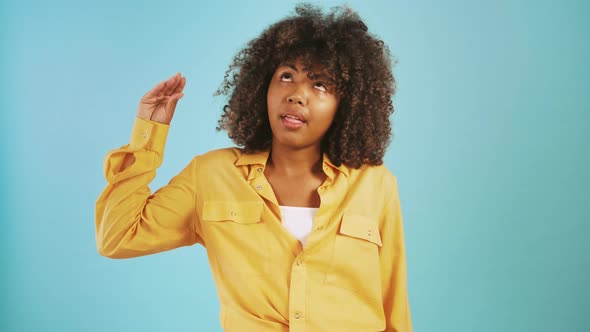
[142,81,164,98]
[171,76,186,95]
[143,73,182,98]
[165,91,184,112]
[162,73,182,96]
[137,73,185,124]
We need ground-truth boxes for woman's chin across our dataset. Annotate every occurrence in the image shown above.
[271,135,318,151]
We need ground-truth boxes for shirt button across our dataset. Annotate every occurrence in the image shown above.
[367,230,372,236]
[257,167,263,172]
[230,211,237,217]
[296,260,302,266]
[294,312,302,319]
[316,225,324,230]
[256,185,262,190]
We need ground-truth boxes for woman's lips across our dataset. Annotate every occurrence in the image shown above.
[281,115,305,129]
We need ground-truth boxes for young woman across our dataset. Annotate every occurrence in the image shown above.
[96,4,412,331]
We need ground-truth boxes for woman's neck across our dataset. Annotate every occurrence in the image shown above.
[267,142,323,178]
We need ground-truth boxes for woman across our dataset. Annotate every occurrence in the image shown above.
[96,4,412,331]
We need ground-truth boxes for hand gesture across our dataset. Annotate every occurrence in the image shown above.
[136,73,186,125]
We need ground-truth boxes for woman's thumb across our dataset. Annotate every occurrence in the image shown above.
[166,93,184,115]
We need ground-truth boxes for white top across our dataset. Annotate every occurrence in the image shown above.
[279,205,318,248]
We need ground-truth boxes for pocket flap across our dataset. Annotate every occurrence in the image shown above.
[202,201,263,224]
[339,213,382,246]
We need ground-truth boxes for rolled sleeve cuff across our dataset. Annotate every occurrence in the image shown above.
[129,117,170,153]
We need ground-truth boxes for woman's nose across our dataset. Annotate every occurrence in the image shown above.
[287,95,305,106]
[287,85,307,106]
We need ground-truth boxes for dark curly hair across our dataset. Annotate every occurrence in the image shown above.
[215,3,396,168]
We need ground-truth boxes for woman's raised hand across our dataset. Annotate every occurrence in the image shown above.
[136,73,186,125]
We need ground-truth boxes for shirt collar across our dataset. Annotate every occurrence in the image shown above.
[321,152,349,177]
[234,149,349,178]
[234,149,269,167]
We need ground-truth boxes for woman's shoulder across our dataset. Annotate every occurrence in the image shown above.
[347,162,397,186]
[196,147,243,161]
[190,147,246,168]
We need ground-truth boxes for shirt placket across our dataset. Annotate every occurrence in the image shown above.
[247,163,309,330]
[287,162,346,331]
[247,165,282,217]
[306,162,341,243]
[289,255,307,331]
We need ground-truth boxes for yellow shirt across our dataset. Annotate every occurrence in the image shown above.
[95,117,412,332]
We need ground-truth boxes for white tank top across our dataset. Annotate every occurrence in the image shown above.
[279,206,318,248]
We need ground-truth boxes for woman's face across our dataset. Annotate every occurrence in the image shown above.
[266,58,340,150]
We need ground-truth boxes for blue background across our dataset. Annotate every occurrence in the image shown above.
[1,0,588,331]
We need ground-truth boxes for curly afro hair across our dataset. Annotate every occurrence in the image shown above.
[215,3,397,168]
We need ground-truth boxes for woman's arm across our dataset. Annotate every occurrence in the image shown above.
[95,73,203,258]
[381,174,413,331]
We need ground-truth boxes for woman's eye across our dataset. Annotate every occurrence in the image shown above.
[314,82,327,92]
[280,72,293,81]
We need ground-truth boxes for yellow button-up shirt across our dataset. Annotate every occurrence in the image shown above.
[96,117,412,332]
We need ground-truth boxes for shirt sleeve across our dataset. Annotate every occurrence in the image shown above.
[95,117,203,259]
[381,175,413,331]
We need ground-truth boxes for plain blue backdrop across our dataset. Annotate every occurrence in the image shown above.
[1,0,588,331]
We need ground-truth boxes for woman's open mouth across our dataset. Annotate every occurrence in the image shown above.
[281,114,306,129]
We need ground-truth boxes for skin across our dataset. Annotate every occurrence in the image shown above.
[124,63,339,209]
[264,59,340,207]
[138,72,186,124]
[120,73,186,170]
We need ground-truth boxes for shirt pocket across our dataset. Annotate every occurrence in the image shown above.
[201,201,269,276]
[325,213,383,300]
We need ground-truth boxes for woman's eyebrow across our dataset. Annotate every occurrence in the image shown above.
[281,63,299,72]
[307,71,332,83]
